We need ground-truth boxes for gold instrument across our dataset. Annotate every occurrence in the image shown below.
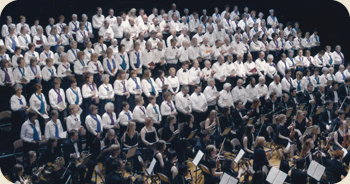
[75,151,91,167]
[53,157,65,171]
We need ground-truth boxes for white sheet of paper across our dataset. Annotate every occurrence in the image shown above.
[60,131,67,139]
[193,150,204,166]
[107,91,113,97]
[57,102,65,109]
[342,148,348,159]
[147,158,157,175]
[307,160,318,177]
[83,66,89,72]
[266,167,279,184]
[286,142,291,150]
[234,149,245,163]
[212,91,219,96]
[42,114,49,119]
[273,171,287,184]
[219,173,230,184]
[313,164,325,181]
[228,176,238,184]
[224,101,232,107]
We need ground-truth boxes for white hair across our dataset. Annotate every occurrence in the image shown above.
[267,54,274,60]
[72,14,77,18]
[104,102,114,112]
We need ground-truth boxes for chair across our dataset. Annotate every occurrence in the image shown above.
[0,111,11,132]
[231,138,241,154]
[13,139,23,164]
[158,128,163,139]
[199,164,211,184]
[158,173,171,183]
[94,165,105,184]
[266,126,285,159]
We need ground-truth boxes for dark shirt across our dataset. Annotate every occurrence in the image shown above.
[253,146,269,171]
[290,169,307,184]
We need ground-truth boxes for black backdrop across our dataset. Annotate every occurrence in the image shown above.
[0,0,349,58]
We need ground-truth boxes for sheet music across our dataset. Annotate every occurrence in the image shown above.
[342,148,348,159]
[193,150,204,166]
[147,158,157,175]
[60,131,67,139]
[228,176,238,184]
[41,114,49,119]
[307,160,318,176]
[273,171,287,184]
[57,102,65,109]
[107,91,113,97]
[219,173,230,184]
[266,167,279,183]
[286,142,291,150]
[313,164,325,181]
[234,149,245,163]
[83,66,89,72]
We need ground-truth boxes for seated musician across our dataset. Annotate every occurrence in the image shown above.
[290,158,307,184]
[325,149,348,184]
[105,159,132,184]
[202,144,223,183]
[103,129,120,150]
[273,114,292,147]
[162,115,179,142]
[163,150,178,181]
[140,117,159,147]
[153,140,167,175]
[300,138,315,167]
[294,110,308,136]
[242,124,255,159]
[319,100,335,134]
[23,151,45,184]
[333,118,349,151]
[219,107,237,142]
[172,164,191,184]
[194,130,210,155]
[104,144,121,176]
[39,137,71,182]
[330,109,345,134]
[63,130,95,184]
[231,100,248,138]
[11,164,28,184]
[279,148,293,182]
[182,114,196,142]
[221,158,245,180]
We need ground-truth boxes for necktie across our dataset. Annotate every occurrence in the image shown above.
[54,35,58,51]
[55,89,63,104]
[31,124,39,141]
[121,81,127,93]
[18,67,25,77]
[36,93,45,114]
[342,73,345,80]
[90,114,101,133]
[297,81,301,91]
[135,52,140,68]
[167,102,174,111]
[329,55,333,64]
[10,36,16,51]
[147,79,156,94]
[3,68,11,83]
[289,57,294,66]
[336,51,344,64]
[18,98,23,105]
[23,36,28,44]
[139,107,146,114]
[107,59,116,73]
[109,113,115,125]
[85,23,89,32]
[125,112,131,120]
[132,78,140,89]
[284,61,287,71]
[54,123,59,138]
[120,55,126,70]
[153,106,159,121]
[71,49,77,59]
[79,59,85,67]
[70,87,79,105]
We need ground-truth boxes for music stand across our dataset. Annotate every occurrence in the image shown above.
[247,118,254,125]
[298,103,306,111]
[258,115,266,125]
[146,158,157,183]
[315,106,325,115]
[126,146,138,173]
[286,108,293,118]
[221,127,232,137]
[192,150,204,184]
[186,129,197,141]
[166,133,178,143]
[346,106,350,114]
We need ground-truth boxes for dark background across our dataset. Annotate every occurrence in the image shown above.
[0,0,349,57]
[0,0,349,173]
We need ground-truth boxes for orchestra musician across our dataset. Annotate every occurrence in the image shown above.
[202,144,223,183]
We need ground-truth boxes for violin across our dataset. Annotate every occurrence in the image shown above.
[289,116,296,139]
[307,117,312,127]
[341,133,350,148]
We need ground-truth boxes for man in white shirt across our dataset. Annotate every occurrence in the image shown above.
[120,32,134,53]
[218,83,234,109]
[213,23,226,42]
[178,40,189,63]
[175,85,192,122]
[176,61,191,87]
[177,28,190,46]
[269,75,283,98]
[92,7,105,40]
[111,17,124,43]
[333,45,344,71]
[190,85,208,125]
[255,52,267,76]
[234,54,247,81]
[256,76,269,101]
[125,18,139,40]
[148,8,159,23]
[168,3,181,21]
[169,14,181,33]
[166,29,178,48]
[105,8,117,25]
[98,20,114,43]
[138,15,151,39]
[212,55,227,91]
[203,78,220,112]
[166,38,181,70]
[189,12,200,36]
[231,34,245,56]
[231,79,247,105]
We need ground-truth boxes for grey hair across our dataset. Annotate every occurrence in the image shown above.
[104,102,114,112]
[82,14,88,19]
[36,26,43,31]
[59,53,68,62]
[72,14,77,18]
[259,75,265,81]
[14,84,23,92]
[267,54,274,60]
[204,60,211,65]
[322,67,329,72]
[101,74,109,82]
[181,85,189,91]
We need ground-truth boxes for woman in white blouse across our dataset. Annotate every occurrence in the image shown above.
[85,104,103,155]
[47,26,62,52]
[327,67,335,81]
[99,75,114,115]
[67,41,79,64]
[102,48,118,78]
[66,77,82,107]
[41,58,57,99]
[118,101,133,133]
[76,22,89,50]
[116,44,130,72]
[266,54,278,85]
[24,43,40,66]
[39,44,54,66]
[56,53,71,90]
[48,77,66,125]
[11,84,28,140]
[53,46,63,66]
[82,72,99,121]
[114,71,130,115]
[160,91,177,126]
[60,26,75,51]
[129,42,143,76]
[26,57,41,98]
[141,69,158,106]
[29,83,48,132]
[84,41,95,62]
[74,51,87,87]
[294,49,307,73]
[66,104,83,133]
[13,57,29,97]
[127,70,142,110]
[101,102,119,135]
[304,50,315,71]
[20,111,42,155]
[269,33,281,64]
[88,53,104,87]
[155,69,170,105]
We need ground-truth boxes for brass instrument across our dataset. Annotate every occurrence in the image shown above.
[74,151,91,167]
[53,157,65,171]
